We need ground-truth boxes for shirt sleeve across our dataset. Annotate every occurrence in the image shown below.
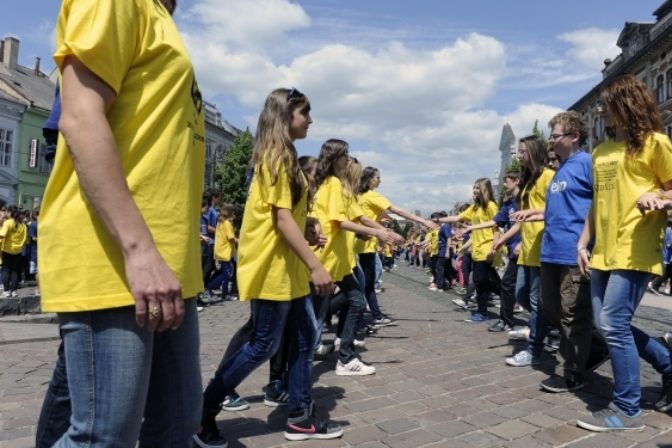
[54,0,142,94]
[347,198,364,221]
[493,205,508,227]
[370,192,392,214]
[459,205,474,222]
[224,221,235,241]
[652,134,672,184]
[326,179,347,223]
[261,165,294,210]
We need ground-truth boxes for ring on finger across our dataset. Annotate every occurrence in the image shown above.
[150,306,161,318]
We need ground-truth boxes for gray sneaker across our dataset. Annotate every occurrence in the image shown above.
[505,350,540,367]
[576,403,644,432]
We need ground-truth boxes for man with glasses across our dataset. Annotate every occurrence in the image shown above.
[535,111,610,393]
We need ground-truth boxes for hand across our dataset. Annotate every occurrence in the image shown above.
[491,239,502,252]
[376,229,395,245]
[390,230,406,245]
[512,242,521,257]
[125,247,184,332]
[485,250,495,263]
[424,219,439,230]
[311,265,333,297]
[305,218,327,247]
[577,247,591,279]
[510,210,529,222]
[636,191,665,214]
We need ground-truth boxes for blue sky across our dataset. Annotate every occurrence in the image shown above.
[1,0,664,213]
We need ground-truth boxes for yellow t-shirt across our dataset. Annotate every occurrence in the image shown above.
[428,229,439,256]
[518,168,554,267]
[459,202,498,262]
[355,190,392,254]
[383,244,393,257]
[237,164,311,301]
[312,177,352,283]
[591,133,672,274]
[214,220,235,262]
[40,0,205,312]
[346,195,363,269]
[0,219,27,255]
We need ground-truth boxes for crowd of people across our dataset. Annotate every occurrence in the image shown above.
[29,0,672,447]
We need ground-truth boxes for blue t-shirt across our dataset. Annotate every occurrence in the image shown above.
[540,151,593,265]
[43,83,61,131]
[28,221,38,262]
[438,223,453,258]
[493,198,521,259]
[206,206,218,245]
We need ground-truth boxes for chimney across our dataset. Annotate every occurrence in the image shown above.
[2,37,19,69]
[34,57,41,76]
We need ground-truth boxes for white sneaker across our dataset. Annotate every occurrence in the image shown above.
[663,332,672,351]
[315,344,333,356]
[334,337,366,350]
[508,327,530,341]
[10,291,18,297]
[1,291,10,298]
[428,283,438,291]
[336,358,376,376]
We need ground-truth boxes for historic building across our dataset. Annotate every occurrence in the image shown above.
[203,101,242,191]
[570,0,672,149]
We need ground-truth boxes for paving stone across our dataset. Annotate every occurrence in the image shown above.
[375,418,419,435]
[461,411,508,429]
[485,420,539,440]
[532,423,589,445]
[565,432,637,448]
[455,430,506,448]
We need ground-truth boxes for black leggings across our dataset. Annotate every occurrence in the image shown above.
[2,251,21,292]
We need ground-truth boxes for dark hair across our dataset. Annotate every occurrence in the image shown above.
[298,155,318,205]
[503,171,520,181]
[359,166,379,194]
[314,139,349,190]
[517,136,548,209]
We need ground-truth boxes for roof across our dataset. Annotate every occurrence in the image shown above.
[0,63,55,110]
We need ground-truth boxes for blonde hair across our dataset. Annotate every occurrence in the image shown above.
[473,178,495,210]
[343,157,363,197]
[251,88,310,206]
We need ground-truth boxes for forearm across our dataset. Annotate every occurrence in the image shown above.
[577,206,594,250]
[469,219,495,231]
[524,212,545,222]
[360,215,386,230]
[497,222,521,245]
[389,205,433,226]
[274,208,323,271]
[341,219,379,237]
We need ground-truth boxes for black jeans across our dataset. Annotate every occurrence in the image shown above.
[359,253,384,320]
[499,257,518,326]
[472,260,500,315]
[2,251,21,292]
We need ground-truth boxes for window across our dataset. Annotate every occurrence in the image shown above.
[0,128,13,167]
[657,75,665,104]
[667,69,672,99]
[593,117,600,140]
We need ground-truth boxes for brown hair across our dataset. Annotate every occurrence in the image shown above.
[600,75,662,157]
[473,177,495,210]
[548,111,587,146]
[517,136,547,209]
[219,203,234,221]
[314,139,349,190]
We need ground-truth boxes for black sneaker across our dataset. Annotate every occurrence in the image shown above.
[263,379,289,407]
[540,374,584,393]
[488,319,512,332]
[655,373,672,412]
[192,408,227,448]
[285,408,343,441]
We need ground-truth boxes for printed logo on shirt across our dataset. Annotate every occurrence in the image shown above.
[550,180,567,193]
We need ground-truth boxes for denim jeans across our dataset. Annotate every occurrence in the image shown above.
[36,338,71,448]
[375,252,383,288]
[515,265,547,357]
[499,257,518,327]
[591,269,672,416]
[206,260,232,292]
[52,300,201,448]
[359,253,384,320]
[203,296,316,415]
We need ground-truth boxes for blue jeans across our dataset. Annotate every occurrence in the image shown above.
[206,261,232,292]
[515,265,547,357]
[36,338,71,448]
[203,296,316,414]
[591,269,672,416]
[53,300,202,448]
[359,253,384,320]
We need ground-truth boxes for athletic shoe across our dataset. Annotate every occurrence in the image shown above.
[372,317,396,327]
[334,337,366,350]
[663,332,672,351]
[576,403,644,432]
[285,406,343,441]
[452,297,468,309]
[488,319,512,332]
[506,350,540,367]
[464,312,488,323]
[508,327,530,341]
[374,287,383,294]
[263,379,289,407]
[221,393,249,412]
[655,373,672,412]
[315,343,333,356]
[513,304,525,314]
[335,358,376,376]
[648,282,661,296]
[10,291,18,297]
[428,283,438,291]
[193,408,228,448]
[539,375,584,393]
[1,291,10,299]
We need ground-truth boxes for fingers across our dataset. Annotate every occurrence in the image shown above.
[145,296,161,332]
[135,297,148,328]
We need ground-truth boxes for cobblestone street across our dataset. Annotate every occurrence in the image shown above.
[1,263,672,447]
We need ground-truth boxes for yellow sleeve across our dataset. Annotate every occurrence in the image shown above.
[652,134,672,184]
[327,179,347,223]
[224,220,235,241]
[347,198,364,221]
[259,165,293,210]
[458,205,474,222]
[55,0,142,94]
[369,191,392,213]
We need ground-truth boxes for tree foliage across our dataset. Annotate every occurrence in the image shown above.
[214,129,254,206]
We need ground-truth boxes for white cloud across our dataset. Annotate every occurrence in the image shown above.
[559,27,621,72]
[178,0,567,214]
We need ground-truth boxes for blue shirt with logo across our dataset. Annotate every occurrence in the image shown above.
[540,151,593,266]
[493,198,521,259]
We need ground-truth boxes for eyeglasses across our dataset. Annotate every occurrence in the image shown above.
[549,132,573,141]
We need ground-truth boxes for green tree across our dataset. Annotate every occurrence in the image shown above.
[531,120,547,142]
[215,129,254,205]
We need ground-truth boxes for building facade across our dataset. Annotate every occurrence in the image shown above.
[203,101,242,192]
[570,0,672,149]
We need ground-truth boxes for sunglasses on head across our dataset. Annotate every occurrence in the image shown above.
[287,88,303,101]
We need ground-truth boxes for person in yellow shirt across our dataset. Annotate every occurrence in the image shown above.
[37,1,204,446]
[495,135,554,367]
[0,206,27,298]
[357,167,437,326]
[204,203,237,300]
[197,88,343,444]
[577,75,672,432]
[425,214,441,290]
[312,139,400,376]
[439,178,500,322]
